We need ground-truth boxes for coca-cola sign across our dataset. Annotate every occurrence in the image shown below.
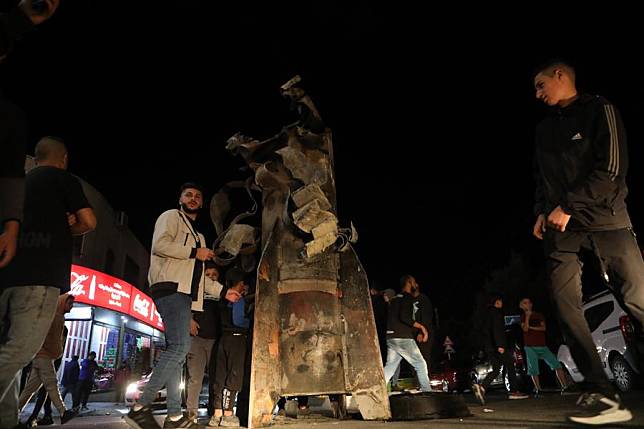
[70,265,164,331]
[130,291,164,330]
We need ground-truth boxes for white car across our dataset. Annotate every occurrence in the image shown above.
[125,372,186,406]
[557,291,641,392]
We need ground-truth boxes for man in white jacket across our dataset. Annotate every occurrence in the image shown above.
[125,183,216,429]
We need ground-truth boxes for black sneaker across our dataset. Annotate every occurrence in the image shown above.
[60,409,77,425]
[36,415,54,426]
[163,415,205,428]
[472,383,486,405]
[124,406,162,429]
[568,392,633,425]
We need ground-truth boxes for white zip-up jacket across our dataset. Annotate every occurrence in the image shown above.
[148,209,219,311]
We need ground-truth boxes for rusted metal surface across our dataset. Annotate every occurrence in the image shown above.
[247,232,281,426]
[339,247,391,420]
[292,184,332,210]
[213,76,390,427]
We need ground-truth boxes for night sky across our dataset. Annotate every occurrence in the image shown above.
[2,2,643,319]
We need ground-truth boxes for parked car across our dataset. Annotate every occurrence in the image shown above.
[94,367,115,391]
[125,371,187,406]
[557,290,641,392]
[429,360,471,392]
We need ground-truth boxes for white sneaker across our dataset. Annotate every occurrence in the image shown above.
[568,392,633,425]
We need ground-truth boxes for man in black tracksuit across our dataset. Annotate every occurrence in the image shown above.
[532,59,644,425]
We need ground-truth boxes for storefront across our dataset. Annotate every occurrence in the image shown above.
[61,265,164,391]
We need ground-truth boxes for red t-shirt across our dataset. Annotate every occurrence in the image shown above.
[522,312,546,347]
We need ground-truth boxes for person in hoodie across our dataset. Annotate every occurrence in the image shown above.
[471,294,527,405]
[17,293,76,425]
[532,59,644,425]
[209,268,249,428]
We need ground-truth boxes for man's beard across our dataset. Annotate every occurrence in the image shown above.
[181,203,199,214]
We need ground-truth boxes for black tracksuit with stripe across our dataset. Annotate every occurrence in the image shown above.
[534,94,644,395]
[534,94,631,230]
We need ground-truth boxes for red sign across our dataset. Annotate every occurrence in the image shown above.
[70,265,164,331]
[129,289,165,331]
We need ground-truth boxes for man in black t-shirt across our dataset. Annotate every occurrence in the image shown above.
[0,137,95,428]
[382,275,431,392]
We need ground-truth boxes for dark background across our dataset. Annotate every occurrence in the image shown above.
[2,1,643,322]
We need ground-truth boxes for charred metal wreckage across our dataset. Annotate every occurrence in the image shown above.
[210,76,390,427]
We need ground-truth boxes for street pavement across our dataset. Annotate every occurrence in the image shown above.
[19,389,644,428]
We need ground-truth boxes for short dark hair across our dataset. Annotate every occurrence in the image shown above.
[488,292,503,306]
[205,260,219,271]
[72,355,79,360]
[225,267,245,288]
[180,182,205,196]
[34,136,67,162]
[88,351,96,357]
[532,58,576,84]
[399,275,413,290]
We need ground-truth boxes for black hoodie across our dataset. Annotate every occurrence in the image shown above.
[534,94,631,231]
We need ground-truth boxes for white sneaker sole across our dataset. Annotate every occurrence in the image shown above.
[569,408,633,425]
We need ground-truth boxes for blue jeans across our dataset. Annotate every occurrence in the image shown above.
[0,286,59,428]
[139,293,192,417]
[383,338,431,391]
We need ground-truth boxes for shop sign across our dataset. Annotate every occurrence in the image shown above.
[70,265,164,331]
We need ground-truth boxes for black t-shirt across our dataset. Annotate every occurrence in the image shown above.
[386,293,417,339]
[413,293,433,328]
[0,166,90,291]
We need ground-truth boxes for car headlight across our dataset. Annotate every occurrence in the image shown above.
[126,383,139,395]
